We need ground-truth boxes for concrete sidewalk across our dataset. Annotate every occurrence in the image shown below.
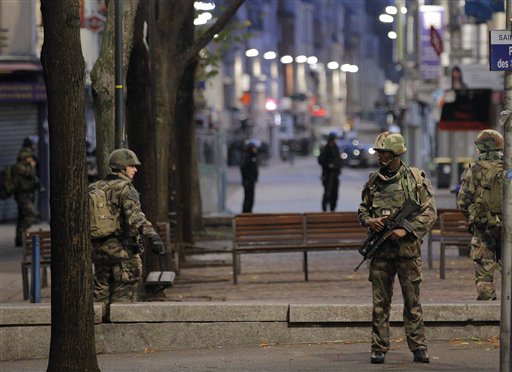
[0,339,499,371]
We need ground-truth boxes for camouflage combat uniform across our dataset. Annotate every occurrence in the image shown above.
[14,148,39,246]
[92,172,160,304]
[457,135,503,301]
[358,163,437,354]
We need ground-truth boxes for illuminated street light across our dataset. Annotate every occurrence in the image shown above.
[379,14,394,23]
[194,1,215,11]
[401,7,407,14]
[194,12,212,25]
[385,6,397,15]
[341,64,359,73]
[327,61,339,70]
[307,56,318,64]
[245,48,259,57]
[263,51,277,60]
[280,55,293,64]
[295,55,307,63]
[388,31,397,39]
[265,98,278,111]
[348,65,358,73]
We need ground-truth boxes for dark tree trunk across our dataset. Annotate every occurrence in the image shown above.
[91,0,138,178]
[40,0,99,370]
[143,0,244,276]
[176,14,201,245]
[126,2,171,273]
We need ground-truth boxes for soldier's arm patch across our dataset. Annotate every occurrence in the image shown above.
[422,177,435,197]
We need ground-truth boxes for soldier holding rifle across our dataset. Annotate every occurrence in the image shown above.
[357,132,437,365]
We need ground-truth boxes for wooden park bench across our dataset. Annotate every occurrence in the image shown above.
[438,211,472,279]
[21,222,176,300]
[22,230,52,301]
[232,212,368,284]
[426,208,460,269]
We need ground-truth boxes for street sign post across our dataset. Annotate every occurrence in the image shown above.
[489,30,512,71]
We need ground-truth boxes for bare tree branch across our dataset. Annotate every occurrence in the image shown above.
[180,0,245,65]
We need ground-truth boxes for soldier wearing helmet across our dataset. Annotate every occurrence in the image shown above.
[13,145,39,246]
[457,129,503,301]
[358,131,437,364]
[90,148,166,305]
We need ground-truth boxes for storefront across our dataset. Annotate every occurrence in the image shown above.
[0,62,49,221]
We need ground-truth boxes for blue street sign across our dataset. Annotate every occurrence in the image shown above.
[489,30,512,71]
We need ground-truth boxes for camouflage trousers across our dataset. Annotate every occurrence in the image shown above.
[469,233,501,301]
[93,253,143,304]
[15,193,37,244]
[369,257,426,353]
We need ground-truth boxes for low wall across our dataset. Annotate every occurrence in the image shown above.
[0,302,500,361]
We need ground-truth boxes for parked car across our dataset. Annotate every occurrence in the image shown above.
[339,140,378,168]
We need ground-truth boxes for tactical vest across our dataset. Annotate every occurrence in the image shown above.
[367,167,423,203]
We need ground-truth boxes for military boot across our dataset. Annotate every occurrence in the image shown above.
[370,350,385,364]
[413,349,430,363]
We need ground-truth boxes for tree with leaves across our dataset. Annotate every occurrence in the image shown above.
[40,0,100,370]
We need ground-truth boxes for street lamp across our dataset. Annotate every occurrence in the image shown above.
[245,48,259,57]
[295,55,307,63]
[379,14,394,23]
[327,61,339,70]
[280,55,293,64]
[385,6,397,15]
[388,31,398,39]
[307,56,318,64]
[263,51,277,60]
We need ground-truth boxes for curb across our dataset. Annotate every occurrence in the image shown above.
[0,302,500,361]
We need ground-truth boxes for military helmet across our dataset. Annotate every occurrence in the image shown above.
[474,129,504,152]
[108,148,141,171]
[17,147,36,161]
[373,131,407,155]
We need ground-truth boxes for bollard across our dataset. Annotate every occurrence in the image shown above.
[30,235,41,303]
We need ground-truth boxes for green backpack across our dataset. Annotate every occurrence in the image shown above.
[0,165,16,200]
[89,179,128,239]
[473,160,503,227]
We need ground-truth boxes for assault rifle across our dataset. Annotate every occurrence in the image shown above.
[354,198,422,272]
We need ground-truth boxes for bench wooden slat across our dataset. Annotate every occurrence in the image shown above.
[427,208,460,269]
[439,211,472,279]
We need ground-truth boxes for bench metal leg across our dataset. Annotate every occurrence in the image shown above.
[440,243,446,279]
[427,234,433,270]
[304,252,308,281]
[42,266,48,288]
[233,251,238,285]
[21,264,29,301]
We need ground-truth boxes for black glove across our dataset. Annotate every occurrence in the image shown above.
[150,235,166,255]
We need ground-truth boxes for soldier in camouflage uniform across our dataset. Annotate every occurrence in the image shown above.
[358,132,437,364]
[14,147,39,246]
[456,129,503,301]
[92,149,166,305]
